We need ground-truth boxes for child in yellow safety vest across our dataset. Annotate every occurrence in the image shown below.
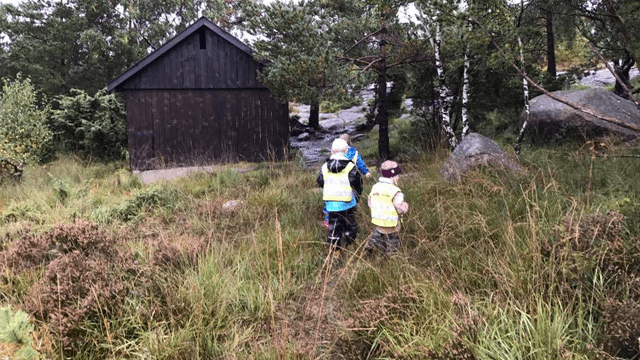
[317,138,363,251]
[367,160,409,255]
[322,134,372,228]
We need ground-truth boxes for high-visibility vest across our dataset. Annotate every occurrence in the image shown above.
[322,162,355,202]
[369,181,401,227]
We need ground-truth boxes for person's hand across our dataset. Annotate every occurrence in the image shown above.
[365,172,373,179]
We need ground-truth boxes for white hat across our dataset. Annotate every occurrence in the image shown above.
[331,138,349,153]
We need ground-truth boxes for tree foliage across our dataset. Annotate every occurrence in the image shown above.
[245,0,360,128]
[0,0,245,99]
[0,76,52,165]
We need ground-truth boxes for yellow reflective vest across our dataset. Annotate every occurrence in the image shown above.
[369,181,401,227]
[322,162,356,202]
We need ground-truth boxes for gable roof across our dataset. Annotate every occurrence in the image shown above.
[108,17,253,92]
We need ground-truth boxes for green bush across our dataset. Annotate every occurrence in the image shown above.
[49,88,127,160]
[0,76,52,166]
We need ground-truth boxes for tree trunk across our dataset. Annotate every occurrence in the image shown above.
[309,99,320,129]
[461,29,471,139]
[546,10,556,78]
[435,22,457,149]
[376,31,390,161]
[515,35,530,155]
[613,57,634,99]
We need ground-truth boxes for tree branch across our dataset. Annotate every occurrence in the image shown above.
[343,29,382,56]
[588,42,640,110]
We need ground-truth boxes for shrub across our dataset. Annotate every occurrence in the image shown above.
[113,186,177,222]
[601,299,640,358]
[0,221,137,351]
[49,88,127,160]
[0,76,52,168]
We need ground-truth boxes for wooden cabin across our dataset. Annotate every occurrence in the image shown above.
[108,17,289,170]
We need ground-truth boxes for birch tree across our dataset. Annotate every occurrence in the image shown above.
[461,23,472,139]
[416,7,458,149]
[514,34,530,155]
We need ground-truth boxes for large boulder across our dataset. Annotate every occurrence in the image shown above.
[526,88,640,140]
[441,133,522,182]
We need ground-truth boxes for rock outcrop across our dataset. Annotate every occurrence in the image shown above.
[526,88,640,140]
[441,133,522,182]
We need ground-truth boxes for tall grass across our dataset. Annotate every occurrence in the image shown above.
[1,140,640,359]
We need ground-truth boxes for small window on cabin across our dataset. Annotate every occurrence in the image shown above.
[199,29,206,50]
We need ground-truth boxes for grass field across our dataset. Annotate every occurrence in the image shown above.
[1,134,640,359]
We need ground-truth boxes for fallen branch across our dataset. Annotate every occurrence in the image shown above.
[588,42,640,110]
[513,66,640,133]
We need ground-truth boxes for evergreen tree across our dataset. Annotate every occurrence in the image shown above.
[245,0,356,129]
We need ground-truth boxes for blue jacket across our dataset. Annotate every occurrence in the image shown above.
[346,147,370,175]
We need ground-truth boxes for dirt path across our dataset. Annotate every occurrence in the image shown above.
[134,164,261,184]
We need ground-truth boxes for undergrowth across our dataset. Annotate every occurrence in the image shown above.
[1,139,640,359]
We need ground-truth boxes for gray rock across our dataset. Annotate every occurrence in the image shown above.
[441,133,522,182]
[526,88,640,140]
[579,64,638,88]
[297,133,312,141]
[222,200,244,212]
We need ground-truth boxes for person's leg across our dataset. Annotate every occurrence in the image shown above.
[385,232,400,254]
[327,211,344,249]
[367,228,385,253]
[323,206,329,228]
[343,207,358,247]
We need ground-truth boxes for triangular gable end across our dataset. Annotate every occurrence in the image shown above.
[108,17,256,92]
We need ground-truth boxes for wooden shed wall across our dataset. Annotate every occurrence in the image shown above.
[120,30,264,90]
[125,89,289,170]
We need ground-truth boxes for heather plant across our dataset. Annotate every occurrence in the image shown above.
[0,221,138,353]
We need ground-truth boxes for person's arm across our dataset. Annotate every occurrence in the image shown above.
[317,170,324,188]
[355,152,371,176]
[392,191,408,214]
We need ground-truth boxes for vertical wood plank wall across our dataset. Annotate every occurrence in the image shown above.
[126,89,288,170]
[121,30,264,91]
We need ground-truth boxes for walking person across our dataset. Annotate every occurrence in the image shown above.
[317,138,363,254]
[367,160,409,255]
[339,133,372,179]
[322,133,372,228]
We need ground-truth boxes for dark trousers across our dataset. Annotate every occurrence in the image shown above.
[327,207,358,249]
[366,228,400,254]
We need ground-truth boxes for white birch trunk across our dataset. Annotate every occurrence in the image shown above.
[420,10,457,149]
[435,22,457,149]
[515,35,530,155]
[461,32,470,139]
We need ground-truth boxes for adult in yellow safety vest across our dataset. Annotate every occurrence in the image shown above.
[317,138,363,252]
[367,160,409,255]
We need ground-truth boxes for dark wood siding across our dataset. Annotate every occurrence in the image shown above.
[125,89,288,170]
[120,29,264,91]
[114,20,288,170]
